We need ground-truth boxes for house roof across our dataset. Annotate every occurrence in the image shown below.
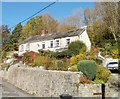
[20,28,85,44]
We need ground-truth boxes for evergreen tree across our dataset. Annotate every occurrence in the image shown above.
[10,23,22,50]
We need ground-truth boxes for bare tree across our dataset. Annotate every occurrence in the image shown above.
[98,2,119,41]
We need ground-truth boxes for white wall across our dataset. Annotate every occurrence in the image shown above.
[79,29,91,51]
[18,44,26,56]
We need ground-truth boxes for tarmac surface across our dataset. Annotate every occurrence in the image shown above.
[0,78,34,98]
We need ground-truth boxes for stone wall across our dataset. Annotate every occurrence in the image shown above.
[4,66,81,97]
[1,65,119,97]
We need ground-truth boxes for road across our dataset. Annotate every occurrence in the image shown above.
[0,78,34,98]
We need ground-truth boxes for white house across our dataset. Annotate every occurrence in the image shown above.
[18,28,91,56]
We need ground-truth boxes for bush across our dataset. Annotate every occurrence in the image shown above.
[38,49,54,58]
[92,79,105,84]
[68,40,86,55]
[53,50,72,59]
[69,56,77,65]
[79,75,92,84]
[33,55,55,69]
[77,60,97,80]
[70,65,78,72]
[55,60,64,70]
[22,52,33,64]
[62,60,70,71]
[95,66,111,83]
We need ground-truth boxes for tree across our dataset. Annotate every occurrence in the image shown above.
[42,14,58,33]
[84,8,92,25]
[57,22,76,32]
[1,25,10,46]
[20,14,58,41]
[98,2,119,42]
[21,18,36,41]
[10,23,22,50]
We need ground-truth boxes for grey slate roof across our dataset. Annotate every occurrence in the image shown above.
[20,28,85,44]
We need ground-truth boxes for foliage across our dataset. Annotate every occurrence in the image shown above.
[70,65,78,72]
[0,50,6,59]
[79,75,92,84]
[22,52,34,65]
[55,60,64,70]
[0,63,10,71]
[52,50,72,59]
[1,25,10,45]
[20,14,58,41]
[10,23,22,50]
[110,48,118,58]
[92,79,105,84]
[95,65,111,83]
[62,59,70,71]
[38,49,72,59]
[69,56,77,65]
[69,51,96,66]
[68,40,86,55]
[33,55,56,69]
[38,49,54,57]
[77,60,97,80]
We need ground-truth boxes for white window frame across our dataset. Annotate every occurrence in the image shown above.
[66,39,70,46]
[56,40,60,47]
[42,42,45,49]
[50,41,53,48]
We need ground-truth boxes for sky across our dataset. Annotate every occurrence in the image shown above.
[2,2,94,31]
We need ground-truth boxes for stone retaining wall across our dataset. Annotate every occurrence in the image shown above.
[1,65,119,97]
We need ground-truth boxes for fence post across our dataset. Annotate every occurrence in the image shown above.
[101,84,105,99]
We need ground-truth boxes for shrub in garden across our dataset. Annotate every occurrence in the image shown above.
[55,60,64,70]
[92,79,105,84]
[34,55,55,69]
[111,48,118,58]
[79,75,92,84]
[38,49,54,57]
[53,50,72,59]
[22,52,33,65]
[95,65,111,83]
[68,40,86,55]
[69,56,77,65]
[70,65,78,72]
[77,60,97,80]
[76,53,85,60]
[62,60,70,71]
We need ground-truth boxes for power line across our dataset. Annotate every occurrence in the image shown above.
[3,0,58,32]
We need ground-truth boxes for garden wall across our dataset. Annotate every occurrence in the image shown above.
[1,65,118,97]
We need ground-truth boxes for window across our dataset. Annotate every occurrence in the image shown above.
[50,41,53,48]
[42,43,45,49]
[56,40,59,47]
[66,39,70,45]
[26,43,30,51]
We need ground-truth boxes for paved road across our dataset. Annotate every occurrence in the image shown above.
[0,78,34,98]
